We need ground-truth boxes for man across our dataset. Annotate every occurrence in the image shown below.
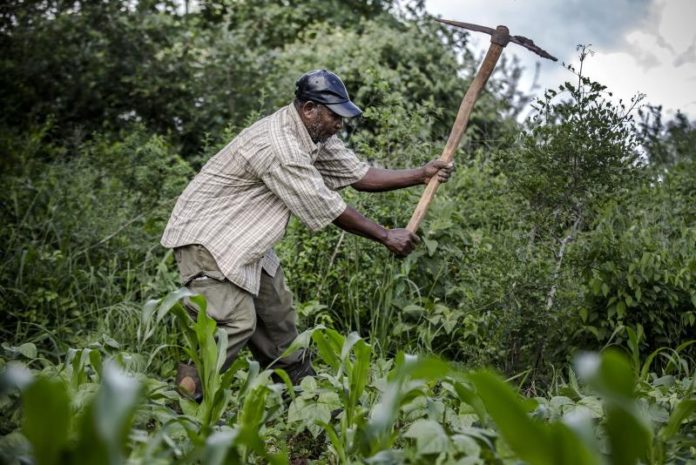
[161,69,453,398]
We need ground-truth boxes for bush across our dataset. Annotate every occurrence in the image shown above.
[0,125,192,352]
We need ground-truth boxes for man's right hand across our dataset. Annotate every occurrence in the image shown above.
[333,206,421,257]
[383,228,420,257]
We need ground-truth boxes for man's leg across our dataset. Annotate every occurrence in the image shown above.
[174,245,257,394]
[248,266,315,384]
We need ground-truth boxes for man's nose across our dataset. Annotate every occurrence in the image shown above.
[335,118,343,130]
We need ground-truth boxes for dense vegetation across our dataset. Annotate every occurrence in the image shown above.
[1,1,694,464]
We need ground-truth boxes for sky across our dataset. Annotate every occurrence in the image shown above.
[424,0,696,120]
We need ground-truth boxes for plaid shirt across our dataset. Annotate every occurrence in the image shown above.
[161,103,369,295]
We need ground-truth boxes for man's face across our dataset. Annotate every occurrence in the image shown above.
[302,103,344,143]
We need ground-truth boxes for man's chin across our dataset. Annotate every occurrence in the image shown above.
[311,134,332,144]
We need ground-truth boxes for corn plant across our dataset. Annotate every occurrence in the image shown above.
[2,361,142,465]
[139,288,289,464]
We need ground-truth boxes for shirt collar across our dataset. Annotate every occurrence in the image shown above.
[287,102,319,154]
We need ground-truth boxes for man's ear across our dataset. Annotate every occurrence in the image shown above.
[301,101,319,118]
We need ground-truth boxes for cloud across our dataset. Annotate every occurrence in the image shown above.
[425,0,696,118]
[674,43,696,67]
[655,0,696,53]
[548,0,652,50]
[426,0,652,62]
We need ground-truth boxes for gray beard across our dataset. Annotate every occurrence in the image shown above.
[306,120,330,143]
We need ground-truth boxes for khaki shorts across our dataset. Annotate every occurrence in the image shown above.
[174,244,313,383]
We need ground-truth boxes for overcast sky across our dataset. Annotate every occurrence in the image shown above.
[425,0,696,120]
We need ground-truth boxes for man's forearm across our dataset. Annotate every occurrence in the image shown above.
[351,166,425,192]
[332,205,419,256]
[333,205,388,242]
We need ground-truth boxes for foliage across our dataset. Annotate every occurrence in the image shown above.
[1,290,694,464]
[639,105,696,167]
[0,125,191,356]
[570,164,696,349]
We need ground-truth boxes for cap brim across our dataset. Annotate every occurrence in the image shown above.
[325,100,362,118]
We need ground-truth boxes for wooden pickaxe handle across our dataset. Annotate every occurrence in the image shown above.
[406,26,509,233]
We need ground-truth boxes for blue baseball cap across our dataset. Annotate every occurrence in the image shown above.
[295,69,363,118]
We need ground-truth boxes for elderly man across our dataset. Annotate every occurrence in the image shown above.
[162,69,452,399]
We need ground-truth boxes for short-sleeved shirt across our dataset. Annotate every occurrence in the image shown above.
[161,103,369,295]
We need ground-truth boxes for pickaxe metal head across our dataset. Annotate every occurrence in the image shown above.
[436,18,558,62]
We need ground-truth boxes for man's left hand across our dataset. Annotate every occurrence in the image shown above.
[422,160,454,185]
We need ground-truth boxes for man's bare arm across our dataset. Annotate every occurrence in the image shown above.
[332,205,419,257]
[351,160,454,192]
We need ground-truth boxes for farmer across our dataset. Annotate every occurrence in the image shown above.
[161,69,453,399]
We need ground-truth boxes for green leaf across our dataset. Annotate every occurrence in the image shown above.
[450,434,481,457]
[660,399,696,440]
[604,404,651,465]
[288,397,331,437]
[469,371,553,465]
[157,287,198,323]
[317,421,345,464]
[278,325,326,359]
[312,328,343,372]
[404,419,449,455]
[347,338,372,418]
[22,377,71,465]
[424,238,438,255]
[548,420,600,465]
[575,351,635,398]
[450,381,488,424]
[399,354,450,380]
[92,362,143,464]
[576,352,651,465]
[272,368,295,401]
[204,429,240,465]
[16,343,38,359]
[365,449,405,465]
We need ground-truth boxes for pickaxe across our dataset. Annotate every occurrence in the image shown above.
[406,19,557,233]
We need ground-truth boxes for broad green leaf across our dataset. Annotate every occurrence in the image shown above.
[22,377,71,465]
[157,287,198,323]
[317,421,346,463]
[469,371,553,465]
[605,404,651,465]
[340,331,363,363]
[288,397,331,437]
[576,351,635,398]
[92,362,143,464]
[279,325,326,359]
[450,381,488,424]
[348,339,372,416]
[312,328,343,372]
[548,421,600,465]
[404,419,449,455]
[571,397,604,419]
[203,429,240,465]
[239,385,271,432]
[660,399,696,440]
[89,350,103,380]
[365,449,405,465]
[16,343,38,360]
[599,350,636,398]
[398,354,450,381]
[138,298,159,344]
[450,434,481,457]
[272,368,295,400]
